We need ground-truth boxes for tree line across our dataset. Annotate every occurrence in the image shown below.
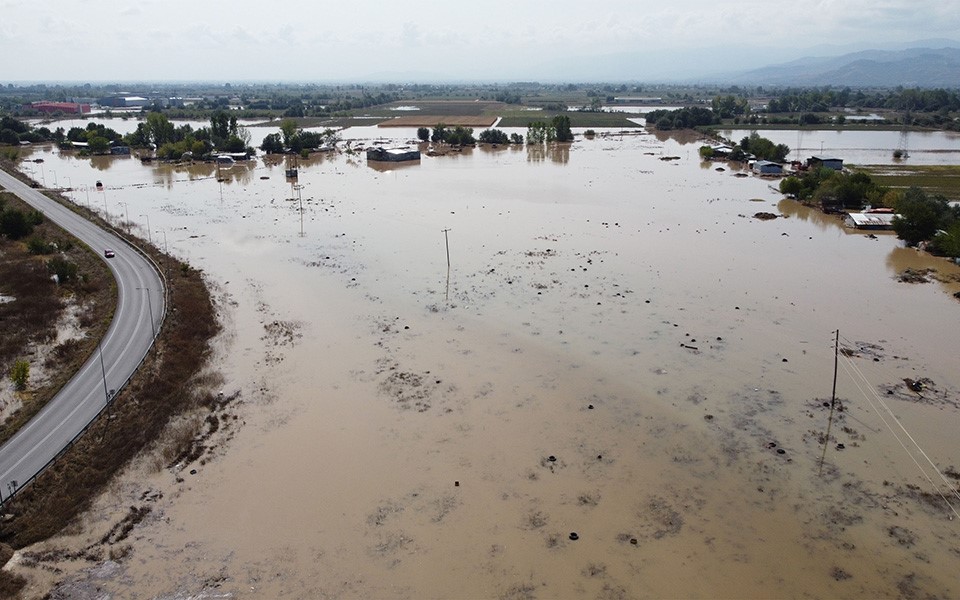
[779,169,960,257]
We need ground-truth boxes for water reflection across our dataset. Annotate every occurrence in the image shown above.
[525,143,570,164]
[651,128,706,145]
[365,159,421,173]
[776,198,851,231]
[89,155,131,172]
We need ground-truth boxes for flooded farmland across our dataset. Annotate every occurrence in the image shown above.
[9,123,960,599]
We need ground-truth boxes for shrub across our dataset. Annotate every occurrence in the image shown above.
[0,209,32,239]
[47,257,79,282]
[27,237,55,255]
[10,360,29,391]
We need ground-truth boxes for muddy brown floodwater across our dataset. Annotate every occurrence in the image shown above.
[9,124,960,599]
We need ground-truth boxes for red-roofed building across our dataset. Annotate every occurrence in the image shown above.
[28,101,91,114]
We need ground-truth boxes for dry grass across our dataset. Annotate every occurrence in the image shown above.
[0,257,219,547]
[0,190,114,447]
[0,161,222,549]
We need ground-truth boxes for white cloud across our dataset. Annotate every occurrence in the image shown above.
[1,0,958,80]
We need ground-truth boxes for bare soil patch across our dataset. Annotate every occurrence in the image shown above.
[380,116,498,128]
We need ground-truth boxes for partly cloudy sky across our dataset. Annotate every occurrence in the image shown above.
[2,0,959,81]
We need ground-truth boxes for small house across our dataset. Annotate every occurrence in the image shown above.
[710,144,734,157]
[808,155,843,171]
[753,160,783,175]
[846,212,898,230]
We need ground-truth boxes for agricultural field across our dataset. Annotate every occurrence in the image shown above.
[856,164,960,200]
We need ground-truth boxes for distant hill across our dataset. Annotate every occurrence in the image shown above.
[727,47,960,87]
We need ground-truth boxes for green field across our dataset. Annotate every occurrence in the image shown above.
[496,111,638,128]
[856,165,960,200]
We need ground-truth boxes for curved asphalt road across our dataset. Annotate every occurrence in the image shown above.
[0,169,165,502]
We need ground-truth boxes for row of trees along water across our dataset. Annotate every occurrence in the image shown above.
[1,112,259,160]
[404,116,574,149]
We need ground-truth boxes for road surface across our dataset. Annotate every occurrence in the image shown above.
[0,168,165,502]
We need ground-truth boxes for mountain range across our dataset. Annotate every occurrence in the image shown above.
[724,46,960,87]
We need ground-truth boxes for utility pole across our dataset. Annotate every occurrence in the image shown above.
[138,287,156,339]
[294,183,304,236]
[140,214,152,244]
[442,228,451,303]
[119,201,130,231]
[819,329,840,476]
[98,339,109,403]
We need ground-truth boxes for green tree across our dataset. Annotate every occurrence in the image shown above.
[0,128,20,145]
[779,176,802,197]
[9,360,29,391]
[431,124,449,143]
[698,145,714,160]
[893,187,956,246]
[447,126,475,146]
[210,110,231,142]
[479,129,509,144]
[526,121,555,144]
[932,221,960,258]
[279,119,298,147]
[191,140,209,156]
[740,133,790,162]
[224,136,247,153]
[552,115,573,142]
[145,112,175,147]
[260,133,284,154]
[88,136,110,153]
[416,127,430,142]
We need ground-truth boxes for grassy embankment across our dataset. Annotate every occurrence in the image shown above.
[0,162,223,595]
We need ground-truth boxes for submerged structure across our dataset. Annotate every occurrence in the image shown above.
[366,147,421,162]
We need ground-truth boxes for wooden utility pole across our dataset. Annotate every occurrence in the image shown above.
[819,329,840,476]
[442,228,451,303]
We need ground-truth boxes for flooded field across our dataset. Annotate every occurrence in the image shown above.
[720,127,960,166]
[9,123,960,598]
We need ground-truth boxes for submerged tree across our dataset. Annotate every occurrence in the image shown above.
[478,128,509,144]
[552,115,573,142]
[526,121,556,144]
